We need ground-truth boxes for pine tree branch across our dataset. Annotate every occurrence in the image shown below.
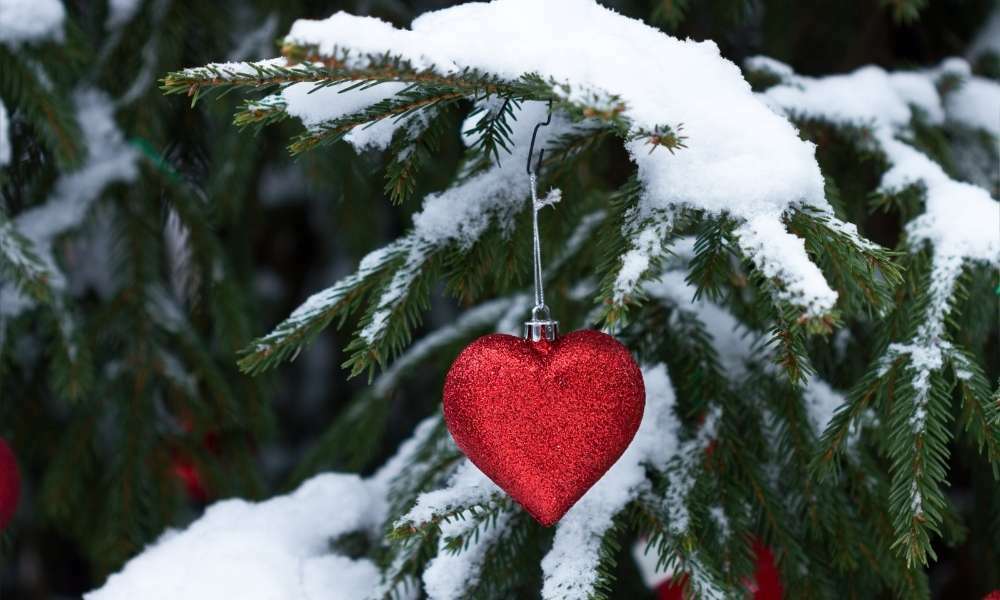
[237,241,404,375]
[288,86,465,155]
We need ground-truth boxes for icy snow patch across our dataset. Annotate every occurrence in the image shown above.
[0,0,65,46]
[85,474,381,600]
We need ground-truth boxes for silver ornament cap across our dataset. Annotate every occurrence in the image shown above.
[523,305,559,342]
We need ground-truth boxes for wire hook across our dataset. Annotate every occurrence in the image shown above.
[526,100,553,175]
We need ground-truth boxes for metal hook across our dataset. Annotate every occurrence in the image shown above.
[526,100,553,175]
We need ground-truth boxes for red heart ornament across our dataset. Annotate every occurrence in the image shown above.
[443,329,644,525]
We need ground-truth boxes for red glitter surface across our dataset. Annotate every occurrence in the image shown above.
[443,329,644,526]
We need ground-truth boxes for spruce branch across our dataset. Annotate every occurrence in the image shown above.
[384,105,453,204]
[237,241,404,375]
[287,85,466,155]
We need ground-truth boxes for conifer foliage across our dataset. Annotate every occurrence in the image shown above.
[2,0,998,598]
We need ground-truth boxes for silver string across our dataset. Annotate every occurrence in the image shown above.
[529,173,545,311]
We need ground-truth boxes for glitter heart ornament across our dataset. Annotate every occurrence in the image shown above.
[443,329,644,525]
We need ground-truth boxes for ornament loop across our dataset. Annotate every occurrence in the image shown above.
[523,103,558,343]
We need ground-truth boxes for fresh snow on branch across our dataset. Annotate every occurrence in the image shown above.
[399,459,501,529]
[760,58,998,273]
[279,81,412,151]
[278,0,839,316]
[88,416,444,600]
[423,509,515,600]
[735,214,838,317]
[760,57,998,517]
[86,474,384,600]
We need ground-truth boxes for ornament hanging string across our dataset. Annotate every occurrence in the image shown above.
[526,101,553,320]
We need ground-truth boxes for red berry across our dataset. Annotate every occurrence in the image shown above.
[982,590,1000,600]
[0,438,21,530]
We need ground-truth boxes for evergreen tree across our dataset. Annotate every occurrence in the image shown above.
[1,0,997,598]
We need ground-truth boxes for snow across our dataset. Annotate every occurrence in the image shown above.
[735,214,838,316]
[422,510,514,599]
[968,9,1000,61]
[613,220,672,303]
[397,460,500,528]
[0,0,65,46]
[89,415,445,600]
[880,129,999,264]
[762,60,999,318]
[644,268,758,377]
[803,377,847,436]
[944,74,1000,137]
[0,89,139,317]
[359,244,427,343]
[410,102,560,248]
[280,0,839,315]
[888,72,945,124]
[280,81,410,151]
[744,55,795,81]
[763,57,997,522]
[86,474,382,600]
[0,99,9,166]
[762,65,917,128]
[105,0,141,30]
[540,364,678,598]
